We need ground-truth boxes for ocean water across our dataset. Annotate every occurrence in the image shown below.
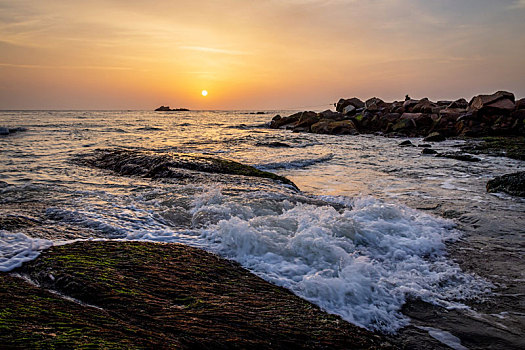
[1,110,523,333]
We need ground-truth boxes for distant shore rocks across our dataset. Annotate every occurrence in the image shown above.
[269,91,525,140]
[0,127,27,136]
[154,106,190,112]
[487,171,525,197]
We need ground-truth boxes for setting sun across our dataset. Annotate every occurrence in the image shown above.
[201,90,208,97]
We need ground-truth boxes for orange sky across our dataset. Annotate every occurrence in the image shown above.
[1,0,524,110]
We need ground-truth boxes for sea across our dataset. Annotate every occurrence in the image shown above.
[1,110,524,334]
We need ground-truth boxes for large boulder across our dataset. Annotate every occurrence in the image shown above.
[403,99,420,112]
[448,98,468,109]
[311,119,358,135]
[295,111,320,129]
[515,98,525,110]
[412,98,436,114]
[335,98,365,112]
[270,112,301,128]
[469,91,515,113]
[318,110,344,120]
[487,171,525,197]
[342,105,356,115]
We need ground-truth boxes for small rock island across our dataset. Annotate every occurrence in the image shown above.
[154,106,190,112]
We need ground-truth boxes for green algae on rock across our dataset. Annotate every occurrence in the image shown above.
[1,241,393,349]
[74,148,298,190]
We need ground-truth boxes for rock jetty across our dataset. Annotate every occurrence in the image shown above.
[270,91,525,139]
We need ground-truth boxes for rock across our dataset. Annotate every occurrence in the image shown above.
[469,91,515,113]
[447,98,468,109]
[422,148,438,155]
[418,144,431,148]
[154,106,190,111]
[342,105,356,115]
[403,99,420,112]
[516,98,525,110]
[365,97,385,109]
[399,140,414,147]
[318,110,344,120]
[294,111,320,130]
[412,98,436,114]
[335,98,365,112]
[311,119,358,135]
[487,171,525,197]
[393,118,416,132]
[0,127,9,135]
[436,152,481,162]
[2,241,387,349]
[255,141,291,148]
[423,132,446,142]
[270,112,301,128]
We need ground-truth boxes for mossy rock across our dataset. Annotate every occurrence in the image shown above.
[1,241,393,349]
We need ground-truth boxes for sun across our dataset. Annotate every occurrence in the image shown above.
[201,90,208,97]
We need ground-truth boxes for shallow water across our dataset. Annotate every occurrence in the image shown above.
[1,110,523,333]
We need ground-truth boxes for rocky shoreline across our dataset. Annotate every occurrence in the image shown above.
[270,91,525,139]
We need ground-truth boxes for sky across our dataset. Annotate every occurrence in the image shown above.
[0,0,524,110]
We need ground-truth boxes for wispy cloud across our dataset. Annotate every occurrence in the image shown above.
[179,46,250,55]
[0,63,133,70]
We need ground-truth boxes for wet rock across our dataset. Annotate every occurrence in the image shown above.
[311,119,358,135]
[342,104,356,115]
[412,98,436,114]
[270,112,301,128]
[487,171,525,197]
[418,144,431,148]
[256,141,291,148]
[403,99,420,112]
[399,140,414,147]
[423,132,446,142]
[294,111,320,131]
[74,149,298,189]
[0,127,9,135]
[436,152,481,162]
[2,241,389,349]
[422,148,438,155]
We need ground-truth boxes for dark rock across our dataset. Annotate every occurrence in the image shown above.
[423,132,446,142]
[448,98,468,109]
[365,97,385,109]
[311,119,358,135]
[255,141,291,148]
[294,111,320,131]
[412,98,436,114]
[403,99,420,112]
[418,144,431,148]
[436,152,481,162]
[74,149,298,190]
[399,140,414,147]
[342,104,356,115]
[516,98,525,110]
[318,110,344,120]
[487,171,525,197]
[270,112,301,128]
[469,91,515,113]
[271,115,281,121]
[0,127,9,135]
[335,97,365,112]
[422,148,438,155]
[154,106,190,112]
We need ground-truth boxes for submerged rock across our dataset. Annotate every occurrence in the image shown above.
[487,171,525,197]
[423,132,446,142]
[74,149,298,189]
[422,148,438,155]
[399,140,414,147]
[1,241,389,349]
[436,152,481,162]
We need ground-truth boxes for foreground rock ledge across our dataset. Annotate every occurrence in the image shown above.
[0,241,392,349]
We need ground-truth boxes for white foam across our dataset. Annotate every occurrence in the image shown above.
[191,191,492,332]
[417,326,469,350]
[0,231,53,272]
